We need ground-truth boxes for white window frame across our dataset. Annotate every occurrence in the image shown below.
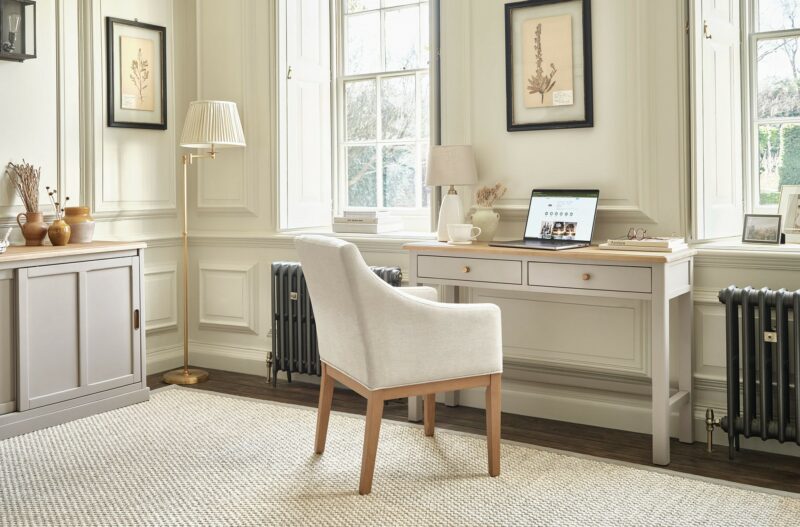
[333,0,433,231]
[744,0,800,214]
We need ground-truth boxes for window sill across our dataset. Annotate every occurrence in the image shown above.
[694,238,800,254]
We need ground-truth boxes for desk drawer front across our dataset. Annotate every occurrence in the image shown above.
[418,255,522,285]
[528,262,651,293]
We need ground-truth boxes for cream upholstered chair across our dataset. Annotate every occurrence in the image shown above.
[295,235,503,495]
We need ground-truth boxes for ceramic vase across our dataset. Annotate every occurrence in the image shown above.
[64,207,96,244]
[470,207,501,242]
[48,219,71,246]
[16,212,48,246]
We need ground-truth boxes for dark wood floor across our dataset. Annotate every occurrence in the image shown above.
[148,367,800,494]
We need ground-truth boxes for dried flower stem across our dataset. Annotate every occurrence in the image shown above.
[46,186,69,221]
[5,160,40,213]
[475,183,508,208]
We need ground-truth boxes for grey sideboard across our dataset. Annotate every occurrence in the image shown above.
[0,241,148,440]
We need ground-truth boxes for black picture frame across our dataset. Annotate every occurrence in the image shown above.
[504,0,593,132]
[106,17,167,130]
[742,214,782,244]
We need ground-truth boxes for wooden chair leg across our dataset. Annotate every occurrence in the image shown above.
[485,373,501,477]
[423,394,436,436]
[315,363,335,455]
[359,393,385,495]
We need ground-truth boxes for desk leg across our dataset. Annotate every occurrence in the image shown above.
[443,284,461,408]
[678,290,694,443]
[408,396,423,422]
[651,265,670,466]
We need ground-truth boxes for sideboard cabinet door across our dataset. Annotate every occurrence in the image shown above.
[0,270,14,415]
[17,257,142,411]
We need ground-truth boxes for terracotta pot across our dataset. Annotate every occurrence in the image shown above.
[64,206,95,244]
[16,212,48,246]
[48,219,71,246]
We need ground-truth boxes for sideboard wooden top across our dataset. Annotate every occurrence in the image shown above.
[402,241,696,264]
[0,241,147,263]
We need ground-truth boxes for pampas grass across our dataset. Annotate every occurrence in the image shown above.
[5,160,40,213]
[475,183,507,208]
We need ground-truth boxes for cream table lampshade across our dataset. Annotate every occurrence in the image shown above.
[163,100,246,386]
[426,145,478,242]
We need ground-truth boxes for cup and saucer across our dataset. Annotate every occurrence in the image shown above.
[446,224,481,245]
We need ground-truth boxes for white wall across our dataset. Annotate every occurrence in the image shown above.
[0,0,189,373]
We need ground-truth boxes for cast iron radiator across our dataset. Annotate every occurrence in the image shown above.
[715,286,800,458]
[270,262,402,386]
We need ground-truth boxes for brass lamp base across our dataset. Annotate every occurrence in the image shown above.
[162,368,209,385]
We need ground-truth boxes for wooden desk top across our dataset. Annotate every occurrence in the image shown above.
[0,241,147,264]
[402,241,696,264]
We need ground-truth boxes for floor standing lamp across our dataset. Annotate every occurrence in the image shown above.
[162,100,246,385]
[427,146,478,242]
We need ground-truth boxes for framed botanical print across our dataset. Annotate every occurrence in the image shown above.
[505,0,593,131]
[106,17,167,130]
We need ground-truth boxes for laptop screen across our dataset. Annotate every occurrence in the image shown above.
[523,189,599,242]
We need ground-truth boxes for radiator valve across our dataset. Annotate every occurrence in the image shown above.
[705,408,721,453]
[266,351,273,384]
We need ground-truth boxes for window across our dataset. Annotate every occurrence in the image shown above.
[748,0,800,210]
[337,0,432,227]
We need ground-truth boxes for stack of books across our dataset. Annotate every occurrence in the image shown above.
[598,237,688,253]
[332,210,402,234]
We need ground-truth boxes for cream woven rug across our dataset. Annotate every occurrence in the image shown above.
[1,387,799,527]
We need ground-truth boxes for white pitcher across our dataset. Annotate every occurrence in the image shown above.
[470,207,500,242]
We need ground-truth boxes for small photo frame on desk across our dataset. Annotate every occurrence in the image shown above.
[778,184,800,243]
[742,214,782,244]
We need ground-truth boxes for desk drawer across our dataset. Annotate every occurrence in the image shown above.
[417,255,522,285]
[528,262,651,293]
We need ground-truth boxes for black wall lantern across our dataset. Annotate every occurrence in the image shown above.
[0,0,35,62]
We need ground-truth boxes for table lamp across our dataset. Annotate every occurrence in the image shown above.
[162,100,246,386]
[426,145,478,241]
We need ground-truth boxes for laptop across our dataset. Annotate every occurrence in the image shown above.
[489,189,600,251]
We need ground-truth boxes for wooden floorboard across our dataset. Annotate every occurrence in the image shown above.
[148,367,800,494]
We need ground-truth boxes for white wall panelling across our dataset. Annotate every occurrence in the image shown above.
[193,0,270,217]
[144,264,178,333]
[0,0,80,229]
[472,289,649,377]
[198,261,259,334]
[440,0,688,241]
[84,0,178,217]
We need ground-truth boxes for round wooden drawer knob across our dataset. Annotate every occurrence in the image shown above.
[463,266,471,273]
[582,273,591,281]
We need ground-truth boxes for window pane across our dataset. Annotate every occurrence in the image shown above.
[346,0,379,13]
[348,146,378,207]
[345,80,377,141]
[759,124,782,205]
[420,2,430,67]
[383,145,416,207]
[381,75,416,139]
[345,12,380,75]
[384,6,420,71]
[757,37,800,118]
[383,0,417,7]
[420,72,429,138]
[758,0,800,31]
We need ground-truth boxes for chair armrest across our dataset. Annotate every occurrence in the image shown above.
[397,286,438,302]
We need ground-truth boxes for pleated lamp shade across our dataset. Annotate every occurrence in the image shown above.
[180,100,246,149]
[426,145,478,187]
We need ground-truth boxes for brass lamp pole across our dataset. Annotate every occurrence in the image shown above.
[163,101,246,385]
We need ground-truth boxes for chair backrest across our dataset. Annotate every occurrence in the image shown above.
[294,235,395,385]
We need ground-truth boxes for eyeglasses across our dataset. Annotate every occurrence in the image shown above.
[627,227,647,241]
